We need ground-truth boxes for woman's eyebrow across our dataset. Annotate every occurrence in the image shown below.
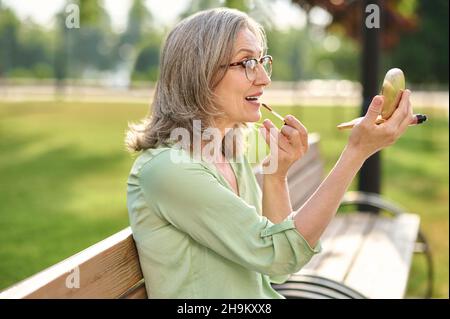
[234,48,263,57]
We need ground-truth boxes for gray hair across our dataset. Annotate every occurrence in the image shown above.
[125,7,267,157]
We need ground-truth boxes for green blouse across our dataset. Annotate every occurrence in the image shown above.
[127,145,321,299]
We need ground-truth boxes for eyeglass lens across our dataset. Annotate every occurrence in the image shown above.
[245,57,272,81]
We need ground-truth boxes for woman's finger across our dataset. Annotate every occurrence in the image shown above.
[283,115,308,138]
[280,124,304,149]
[261,120,291,152]
[280,124,297,140]
[389,89,411,126]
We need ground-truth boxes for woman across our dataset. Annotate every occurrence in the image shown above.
[126,8,416,298]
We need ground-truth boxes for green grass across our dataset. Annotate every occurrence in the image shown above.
[0,101,448,298]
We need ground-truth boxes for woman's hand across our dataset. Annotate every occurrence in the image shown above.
[259,114,308,178]
[347,89,415,161]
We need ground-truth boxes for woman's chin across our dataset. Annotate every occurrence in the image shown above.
[246,111,261,123]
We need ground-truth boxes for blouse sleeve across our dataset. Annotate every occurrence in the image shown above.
[137,149,321,277]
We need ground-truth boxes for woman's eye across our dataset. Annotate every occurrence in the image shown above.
[244,60,256,68]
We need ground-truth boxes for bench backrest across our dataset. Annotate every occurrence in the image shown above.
[0,134,323,299]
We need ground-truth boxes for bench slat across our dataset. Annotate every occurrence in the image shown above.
[289,161,323,210]
[286,140,321,177]
[298,214,376,283]
[254,149,321,190]
[299,214,347,271]
[343,213,420,298]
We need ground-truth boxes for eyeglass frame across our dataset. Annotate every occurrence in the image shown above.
[227,55,273,82]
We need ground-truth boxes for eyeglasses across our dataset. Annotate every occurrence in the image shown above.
[228,55,272,82]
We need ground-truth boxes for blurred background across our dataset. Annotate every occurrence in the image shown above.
[0,0,448,298]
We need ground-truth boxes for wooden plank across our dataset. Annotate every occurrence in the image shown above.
[254,151,320,187]
[299,215,348,272]
[286,142,321,178]
[0,227,144,299]
[299,214,353,274]
[343,213,420,299]
[301,214,376,283]
[289,161,324,210]
[257,159,323,211]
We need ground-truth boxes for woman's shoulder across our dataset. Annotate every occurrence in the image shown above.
[128,145,212,182]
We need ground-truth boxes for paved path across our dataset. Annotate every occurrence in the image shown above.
[0,83,448,115]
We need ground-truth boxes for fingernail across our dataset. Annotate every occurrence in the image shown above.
[374,97,382,106]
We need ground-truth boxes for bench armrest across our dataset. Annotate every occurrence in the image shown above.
[340,191,409,216]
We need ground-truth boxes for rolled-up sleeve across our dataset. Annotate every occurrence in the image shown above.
[138,149,321,277]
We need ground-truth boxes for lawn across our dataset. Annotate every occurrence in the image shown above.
[0,100,448,298]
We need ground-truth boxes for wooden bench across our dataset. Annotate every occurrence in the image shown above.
[0,134,431,299]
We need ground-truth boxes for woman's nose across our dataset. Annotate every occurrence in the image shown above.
[254,65,271,86]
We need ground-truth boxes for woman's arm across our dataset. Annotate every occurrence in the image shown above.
[262,174,292,223]
[292,145,364,247]
[293,91,415,248]
[259,116,309,224]
[260,90,416,248]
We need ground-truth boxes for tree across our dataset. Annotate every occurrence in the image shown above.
[225,0,248,12]
[179,0,223,19]
[0,6,20,78]
[15,19,54,78]
[292,0,418,49]
[53,0,117,79]
[71,0,116,73]
[120,0,157,85]
[120,0,153,47]
[131,33,162,82]
[388,0,449,84]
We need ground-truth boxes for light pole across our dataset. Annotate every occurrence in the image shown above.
[358,0,381,212]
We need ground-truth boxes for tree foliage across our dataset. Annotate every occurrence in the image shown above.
[0,0,447,84]
[291,0,448,84]
[387,0,449,84]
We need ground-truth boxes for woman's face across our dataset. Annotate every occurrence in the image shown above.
[213,27,271,129]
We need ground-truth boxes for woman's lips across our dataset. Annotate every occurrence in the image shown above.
[245,99,261,110]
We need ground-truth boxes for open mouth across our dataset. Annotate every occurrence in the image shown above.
[245,96,260,102]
